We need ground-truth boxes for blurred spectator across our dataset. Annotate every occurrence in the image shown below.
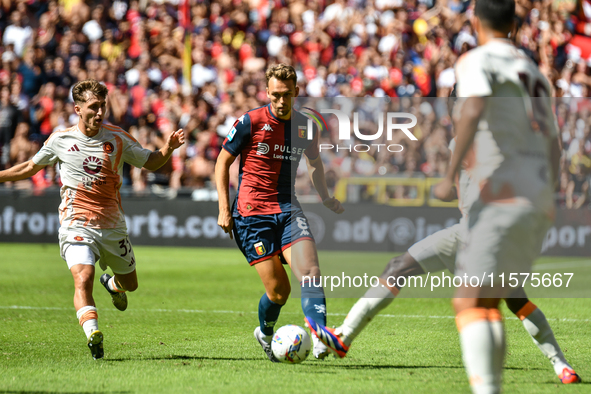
[0,85,21,169]
[30,82,56,143]
[9,122,32,167]
[569,141,591,173]
[566,163,589,208]
[0,0,586,208]
[37,12,58,56]
[2,10,31,57]
[17,50,43,98]
[82,6,105,43]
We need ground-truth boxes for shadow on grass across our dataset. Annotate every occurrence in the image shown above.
[312,364,548,371]
[315,364,464,370]
[102,356,552,373]
[103,354,261,362]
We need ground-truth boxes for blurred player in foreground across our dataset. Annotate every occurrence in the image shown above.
[433,0,564,392]
[0,79,185,359]
[305,92,580,384]
[308,2,579,388]
[215,64,344,362]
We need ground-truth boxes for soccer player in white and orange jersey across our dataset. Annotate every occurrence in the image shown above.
[0,79,185,359]
[306,88,580,385]
[433,1,564,392]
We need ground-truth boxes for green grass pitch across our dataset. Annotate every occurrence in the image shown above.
[1,244,590,393]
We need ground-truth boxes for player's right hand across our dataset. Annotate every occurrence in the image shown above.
[323,196,345,214]
[218,211,234,240]
[168,128,185,150]
[434,178,456,202]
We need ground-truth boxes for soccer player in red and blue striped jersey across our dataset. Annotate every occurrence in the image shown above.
[215,64,344,361]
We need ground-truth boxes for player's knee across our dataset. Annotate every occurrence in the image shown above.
[125,281,138,292]
[300,266,321,279]
[269,284,290,304]
[74,272,94,290]
[380,253,423,279]
[381,256,403,278]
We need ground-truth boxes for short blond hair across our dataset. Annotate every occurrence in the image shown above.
[72,79,109,104]
[265,64,297,86]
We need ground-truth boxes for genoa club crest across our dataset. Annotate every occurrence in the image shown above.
[298,126,306,138]
[254,241,265,256]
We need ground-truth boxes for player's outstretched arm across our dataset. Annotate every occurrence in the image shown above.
[435,97,485,201]
[0,160,46,183]
[143,129,185,171]
[215,149,236,239]
[306,155,344,214]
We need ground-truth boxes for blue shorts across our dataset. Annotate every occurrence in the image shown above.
[232,208,315,265]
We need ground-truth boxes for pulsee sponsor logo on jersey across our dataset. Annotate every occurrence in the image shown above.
[302,104,418,153]
[256,141,305,161]
[256,142,270,155]
[271,144,306,161]
[253,118,306,160]
[256,123,305,159]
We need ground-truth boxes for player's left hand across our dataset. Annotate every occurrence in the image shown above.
[168,129,185,150]
[323,196,344,214]
[434,178,456,202]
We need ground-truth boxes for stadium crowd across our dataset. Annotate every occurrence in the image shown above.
[0,0,589,207]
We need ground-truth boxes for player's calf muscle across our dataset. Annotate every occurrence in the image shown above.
[267,285,290,304]
[120,281,138,292]
[115,273,138,292]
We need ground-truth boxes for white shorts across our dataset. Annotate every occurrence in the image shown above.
[59,226,137,274]
[456,203,551,290]
[408,223,464,273]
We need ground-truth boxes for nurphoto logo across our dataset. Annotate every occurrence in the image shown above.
[301,99,418,153]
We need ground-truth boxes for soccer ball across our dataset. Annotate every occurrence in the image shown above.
[271,325,311,364]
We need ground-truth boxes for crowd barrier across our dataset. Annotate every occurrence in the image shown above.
[0,195,589,257]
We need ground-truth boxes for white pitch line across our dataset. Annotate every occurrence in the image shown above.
[0,305,69,310]
[2,305,590,323]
